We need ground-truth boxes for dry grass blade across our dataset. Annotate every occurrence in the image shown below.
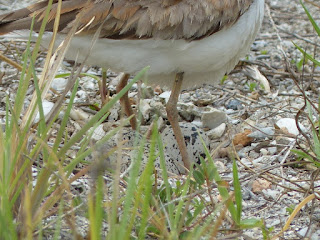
[304,0,320,8]
[0,52,23,71]
[271,194,317,239]
[21,0,87,127]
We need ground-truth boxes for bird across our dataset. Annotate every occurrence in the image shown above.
[0,0,265,171]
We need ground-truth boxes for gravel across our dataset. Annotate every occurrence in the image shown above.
[0,0,320,239]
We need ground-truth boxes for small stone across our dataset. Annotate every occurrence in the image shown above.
[108,101,120,121]
[267,219,280,228]
[75,90,87,103]
[179,102,197,121]
[262,189,279,200]
[51,77,68,91]
[226,99,243,110]
[91,124,106,141]
[297,227,308,237]
[82,77,96,90]
[70,108,89,122]
[240,158,252,166]
[159,91,171,103]
[251,40,267,51]
[260,148,268,155]
[201,109,227,129]
[150,101,167,119]
[215,160,226,172]
[34,101,54,123]
[247,127,275,139]
[237,146,253,158]
[242,188,251,200]
[207,123,226,139]
[276,118,307,136]
[268,146,277,155]
[249,150,260,158]
[139,99,151,121]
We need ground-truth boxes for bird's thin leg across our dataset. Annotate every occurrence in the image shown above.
[116,73,137,130]
[99,68,108,106]
[166,72,191,170]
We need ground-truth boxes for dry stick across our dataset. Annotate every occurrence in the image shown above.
[266,3,319,111]
[278,26,320,47]
[266,4,320,238]
[304,0,320,8]
[21,0,63,128]
[45,12,105,124]
[0,52,23,71]
[239,159,317,193]
[267,2,312,178]
[279,140,297,185]
[271,194,316,240]
[305,169,320,237]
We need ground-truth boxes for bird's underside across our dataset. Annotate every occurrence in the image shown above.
[0,0,254,41]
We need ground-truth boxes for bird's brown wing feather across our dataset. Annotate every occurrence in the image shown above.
[0,0,254,40]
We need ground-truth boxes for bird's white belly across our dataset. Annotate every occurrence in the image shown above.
[45,0,264,89]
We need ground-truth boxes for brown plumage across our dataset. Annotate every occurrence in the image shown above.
[0,0,254,40]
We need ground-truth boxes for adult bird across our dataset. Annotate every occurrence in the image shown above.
[0,0,265,170]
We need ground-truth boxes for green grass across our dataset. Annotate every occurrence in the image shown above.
[292,0,320,168]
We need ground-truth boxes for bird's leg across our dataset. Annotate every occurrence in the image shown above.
[116,73,137,130]
[99,68,108,106]
[166,72,191,170]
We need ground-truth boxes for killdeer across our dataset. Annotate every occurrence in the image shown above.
[0,0,265,170]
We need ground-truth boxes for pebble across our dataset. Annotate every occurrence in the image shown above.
[139,99,151,121]
[276,118,307,136]
[201,109,227,129]
[51,77,68,91]
[75,90,87,103]
[207,123,226,139]
[69,108,90,122]
[249,151,260,159]
[82,77,97,90]
[268,146,277,155]
[108,101,120,121]
[240,158,252,166]
[149,101,167,119]
[34,101,54,123]
[251,40,268,51]
[225,99,243,110]
[260,148,268,155]
[91,124,106,141]
[267,219,281,228]
[262,189,279,200]
[179,102,198,121]
[159,91,171,103]
[247,127,275,139]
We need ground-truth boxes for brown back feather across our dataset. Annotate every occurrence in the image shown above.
[0,0,254,41]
